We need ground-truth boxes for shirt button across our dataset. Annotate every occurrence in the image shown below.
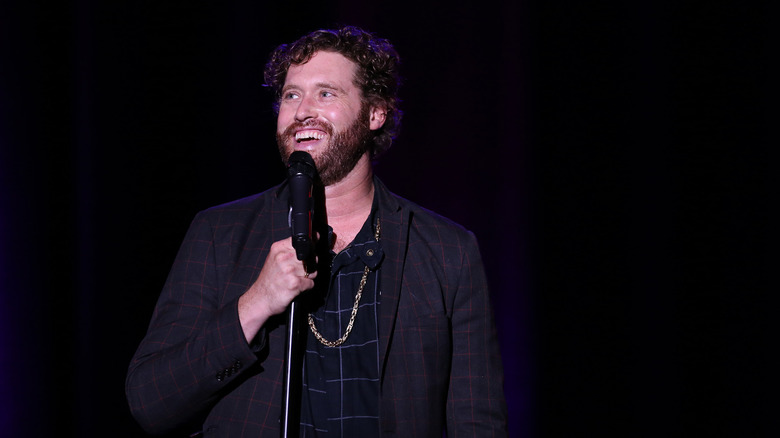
[365,249,375,257]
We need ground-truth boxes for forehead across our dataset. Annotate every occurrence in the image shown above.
[284,51,359,89]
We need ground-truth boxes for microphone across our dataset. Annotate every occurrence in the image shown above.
[287,151,317,263]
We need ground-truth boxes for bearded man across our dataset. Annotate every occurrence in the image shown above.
[126,26,507,438]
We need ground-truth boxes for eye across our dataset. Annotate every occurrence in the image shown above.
[321,91,334,98]
[282,91,299,100]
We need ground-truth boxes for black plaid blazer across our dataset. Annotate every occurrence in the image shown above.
[126,177,507,437]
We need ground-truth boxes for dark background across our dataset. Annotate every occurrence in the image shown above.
[1,1,773,437]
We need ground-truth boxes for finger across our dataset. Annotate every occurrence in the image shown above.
[302,257,319,275]
[300,271,317,292]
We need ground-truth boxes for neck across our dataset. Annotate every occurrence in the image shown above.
[322,153,375,252]
[323,153,374,221]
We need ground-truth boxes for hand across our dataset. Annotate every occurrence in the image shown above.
[238,237,317,342]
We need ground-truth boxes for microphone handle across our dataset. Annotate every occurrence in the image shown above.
[288,173,313,263]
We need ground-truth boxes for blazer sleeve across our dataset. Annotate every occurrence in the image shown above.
[125,210,261,435]
[446,231,508,437]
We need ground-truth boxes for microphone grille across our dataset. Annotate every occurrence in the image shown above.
[287,151,317,178]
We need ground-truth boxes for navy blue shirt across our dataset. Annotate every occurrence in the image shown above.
[300,211,383,437]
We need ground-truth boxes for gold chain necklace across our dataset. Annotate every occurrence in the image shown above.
[308,219,380,347]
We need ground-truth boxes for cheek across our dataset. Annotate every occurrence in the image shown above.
[277,106,296,132]
[324,107,355,128]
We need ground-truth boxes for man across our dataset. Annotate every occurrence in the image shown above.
[126,26,507,437]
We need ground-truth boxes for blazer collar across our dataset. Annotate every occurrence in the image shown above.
[373,177,409,380]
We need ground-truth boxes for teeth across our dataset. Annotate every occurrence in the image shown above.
[295,130,325,141]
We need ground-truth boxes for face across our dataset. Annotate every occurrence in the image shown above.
[276,51,385,185]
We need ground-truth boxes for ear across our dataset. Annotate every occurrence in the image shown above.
[368,105,387,131]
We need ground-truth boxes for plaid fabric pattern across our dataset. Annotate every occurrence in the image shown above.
[126,177,507,437]
[300,214,383,437]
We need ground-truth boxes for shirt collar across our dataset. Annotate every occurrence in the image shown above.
[331,198,384,271]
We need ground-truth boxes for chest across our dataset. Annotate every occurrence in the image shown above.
[329,215,370,253]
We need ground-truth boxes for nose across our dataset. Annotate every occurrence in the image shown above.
[294,94,317,122]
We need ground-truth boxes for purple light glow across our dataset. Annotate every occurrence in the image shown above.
[0,138,20,437]
[1,77,12,432]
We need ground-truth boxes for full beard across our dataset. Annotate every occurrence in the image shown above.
[277,105,373,186]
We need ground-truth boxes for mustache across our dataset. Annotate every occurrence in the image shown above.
[280,120,333,139]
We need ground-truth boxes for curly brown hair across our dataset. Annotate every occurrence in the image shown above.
[264,26,402,158]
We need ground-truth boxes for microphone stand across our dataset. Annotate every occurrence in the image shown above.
[280,298,303,438]
[281,256,316,438]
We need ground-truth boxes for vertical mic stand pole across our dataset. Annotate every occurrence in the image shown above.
[280,297,302,438]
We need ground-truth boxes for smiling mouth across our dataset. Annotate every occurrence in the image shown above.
[295,130,326,143]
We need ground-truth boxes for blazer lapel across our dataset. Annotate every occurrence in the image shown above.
[375,179,410,381]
